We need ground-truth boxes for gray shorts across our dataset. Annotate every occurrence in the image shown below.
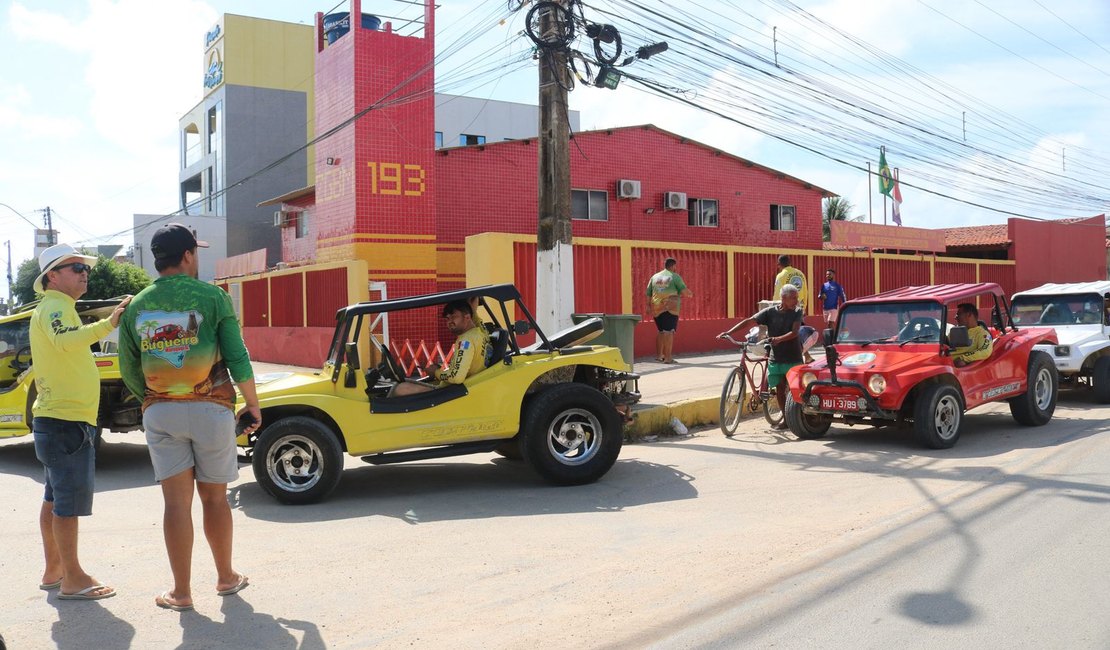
[143,401,239,484]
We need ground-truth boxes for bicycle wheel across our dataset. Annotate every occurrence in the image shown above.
[719,366,746,437]
[763,388,784,427]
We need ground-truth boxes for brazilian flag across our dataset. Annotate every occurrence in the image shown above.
[878,149,894,197]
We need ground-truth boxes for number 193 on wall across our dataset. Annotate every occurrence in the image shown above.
[367,162,426,196]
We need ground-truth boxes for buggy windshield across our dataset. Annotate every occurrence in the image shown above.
[1011,293,1105,326]
[836,301,944,345]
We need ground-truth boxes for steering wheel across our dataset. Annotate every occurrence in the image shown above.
[369,338,405,382]
[898,317,940,342]
[11,345,31,373]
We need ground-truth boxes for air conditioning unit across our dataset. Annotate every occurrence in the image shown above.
[665,191,687,210]
[617,179,641,199]
[273,210,285,227]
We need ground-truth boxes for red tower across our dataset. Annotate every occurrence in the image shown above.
[312,0,438,342]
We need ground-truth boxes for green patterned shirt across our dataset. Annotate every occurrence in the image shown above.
[118,274,253,411]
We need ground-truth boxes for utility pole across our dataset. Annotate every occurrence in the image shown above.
[536,0,574,333]
[43,206,55,246]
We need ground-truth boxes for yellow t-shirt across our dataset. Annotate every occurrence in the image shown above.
[435,326,491,385]
[773,266,808,310]
[30,290,115,426]
[952,325,993,364]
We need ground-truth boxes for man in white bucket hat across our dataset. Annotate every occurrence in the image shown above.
[29,243,130,600]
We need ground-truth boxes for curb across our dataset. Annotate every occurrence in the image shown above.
[625,396,721,439]
[624,391,765,440]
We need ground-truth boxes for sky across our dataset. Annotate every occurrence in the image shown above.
[2,0,1109,301]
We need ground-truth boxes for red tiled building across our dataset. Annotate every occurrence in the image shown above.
[242,0,1103,365]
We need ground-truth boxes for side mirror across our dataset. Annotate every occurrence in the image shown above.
[513,320,531,335]
[344,342,360,369]
[823,328,835,347]
[948,326,970,349]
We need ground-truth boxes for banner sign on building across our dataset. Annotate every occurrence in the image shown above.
[831,220,946,253]
[203,19,224,94]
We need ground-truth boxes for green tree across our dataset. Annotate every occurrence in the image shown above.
[13,258,38,306]
[12,255,151,305]
[86,256,151,299]
[823,196,855,241]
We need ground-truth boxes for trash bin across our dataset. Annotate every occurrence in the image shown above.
[571,313,642,368]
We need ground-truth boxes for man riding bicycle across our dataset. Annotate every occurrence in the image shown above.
[718,285,804,430]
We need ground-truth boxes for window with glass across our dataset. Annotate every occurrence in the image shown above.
[183,123,201,168]
[688,198,719,227]
[571,189,609,221]
[460,134,486,146]
[434,132,443,148]
[0,319,31,384]
[296,210,309,239]
[836,301,944,345]
[770,204,796,231]
[205,101,223,215]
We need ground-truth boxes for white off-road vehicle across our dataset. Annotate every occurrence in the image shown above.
[1011,281,1110,402]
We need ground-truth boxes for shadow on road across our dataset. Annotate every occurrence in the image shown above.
[230,457,697,524]
[47,595,136,650]
[616,405,1110,647]
[0,437,153,493]
[168,598,324,650]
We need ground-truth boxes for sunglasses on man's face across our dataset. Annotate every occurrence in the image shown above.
[55,262,92,274]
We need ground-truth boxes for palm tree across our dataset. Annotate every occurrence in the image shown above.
[823,196,854,241]
[140,320,159,340]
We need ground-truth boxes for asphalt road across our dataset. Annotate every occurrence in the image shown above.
[0,390,1107,649]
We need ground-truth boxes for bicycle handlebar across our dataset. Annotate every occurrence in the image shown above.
[719,333,770,348]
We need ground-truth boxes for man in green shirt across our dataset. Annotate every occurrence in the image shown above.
[30,243,130,601]
[646,257,693,364]
[118,224,258,611]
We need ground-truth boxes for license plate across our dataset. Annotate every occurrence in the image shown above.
[821,396,858,411]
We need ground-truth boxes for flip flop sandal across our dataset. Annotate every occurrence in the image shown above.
[217,574,249,596]
[58,585,116,600]
[156,591,193,611]
[39,579,63,591]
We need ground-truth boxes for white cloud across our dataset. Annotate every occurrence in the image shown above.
[0,81,83,138]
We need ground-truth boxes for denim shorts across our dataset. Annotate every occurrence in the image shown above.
[33,417,97,517]
[143,401,239,484]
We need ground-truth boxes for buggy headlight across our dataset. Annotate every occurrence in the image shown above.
[802,372,817,387]
[867,374,887,396]
[1054,345,1071,357]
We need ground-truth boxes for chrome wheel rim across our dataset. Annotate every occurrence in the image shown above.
[933,394,961,440]
[547,408,602,466]
[265,434,325,493]
[1033,367,1053,410]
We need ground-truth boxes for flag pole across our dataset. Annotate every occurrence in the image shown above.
[881,147,887,225]
[867,161,872,224]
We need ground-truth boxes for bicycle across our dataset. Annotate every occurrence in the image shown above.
[718,333,784,435]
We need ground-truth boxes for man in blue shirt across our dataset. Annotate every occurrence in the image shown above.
[818,269,847,328]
